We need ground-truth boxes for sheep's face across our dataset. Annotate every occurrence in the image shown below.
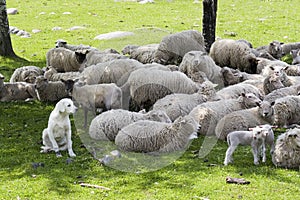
[269,65,285,77]
[240,93,262,108]
[55,39,67,48]
[268,74,285,90]
[148,110,172,123]
[269,41,283,59]
[250,126,266,141]
[258,101,273,118]
[286,128,300,149]
[221,67,244,86]
[175,116,200,137]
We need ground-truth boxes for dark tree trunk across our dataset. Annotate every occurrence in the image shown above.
[0,0,17,57]
[202,0,218,53]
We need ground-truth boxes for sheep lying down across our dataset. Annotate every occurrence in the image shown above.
[115,115,199,154]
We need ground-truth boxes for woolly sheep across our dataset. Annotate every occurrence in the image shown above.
[215,103,274,140]
[263,74,285,95]
[85,49,128,67]
[44,66,81,81]
[115,115,199,153]
[89,109,171,141]
[255,40,284,59]
[189,93,262,136]
[128,44,159,64]
[122,68,200,110]
[262,65,293,87]
[153,30,206,65]
[281,42,300,56]
[0,73,37,102]
[224,125,270,166]
[10,66,44,83]
[46,47,89,72]
[64,80,122,127]
[263,84,300,104]
[272,127,300,169]
[209,39,258,74]
[256,57,288,74]
[179,51,225,89]
[80,59,144,86]
[35,76,69,102]
[271,95,300,127]
[285,64,300,76]
[215,83,263,100]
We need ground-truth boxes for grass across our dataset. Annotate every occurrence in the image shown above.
[1,0,300,199]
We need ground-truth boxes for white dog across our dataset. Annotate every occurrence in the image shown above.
[40,98,77,157]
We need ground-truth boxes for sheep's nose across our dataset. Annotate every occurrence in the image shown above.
[253,136,257,140]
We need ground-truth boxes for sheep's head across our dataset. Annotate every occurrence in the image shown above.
[55,39,67,48]
[249,126,267,141]
[268,41,284,59]
[286,128,300,150]
[220,67,244,86]
[34,76,48,89]
[267,74,285,90]
[238,92,262,108]
[75,50,89,64]
[257,101,274,118]
[147,110,172,123]
[174,115,200,138]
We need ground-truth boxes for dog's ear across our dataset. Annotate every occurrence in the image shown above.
[56,101,66,113]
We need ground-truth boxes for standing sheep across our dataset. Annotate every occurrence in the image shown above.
[272,127,300,169]
[189,93,262,136]
[89,109,171,141]
[46,47,89,72]
[209,39,258,74]
[10,66,44,83]
[179,51,225,89]
[153,30,206,65]
[115,115,199,153]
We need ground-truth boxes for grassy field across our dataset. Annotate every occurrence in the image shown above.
[1,0,300,199]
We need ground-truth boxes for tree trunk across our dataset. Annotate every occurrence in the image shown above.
[0,0,17,57]
[202,0,218,53]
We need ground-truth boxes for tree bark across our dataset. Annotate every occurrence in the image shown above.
[202,0,218,53]
[0,0,17,57]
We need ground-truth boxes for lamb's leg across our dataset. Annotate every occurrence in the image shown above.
[84,108,88,128]
[252,145,259,165]
[261,143,266,163]
[224,145,237,165]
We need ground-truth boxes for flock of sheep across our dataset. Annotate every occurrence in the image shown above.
[1,29,300,169]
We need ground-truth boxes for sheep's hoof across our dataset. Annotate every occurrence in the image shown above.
[56,151,62,157]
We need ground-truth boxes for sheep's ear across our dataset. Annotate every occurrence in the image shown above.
[256,101,261,107]
[270,101,275,106]
[269,66,275,70]
[284,66,289,71]
[56,101,65,113]
[241,93,246,97]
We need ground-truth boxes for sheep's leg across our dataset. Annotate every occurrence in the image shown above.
[261,143,266,163]
[84,108,88,128]
[224,145,237,165]
[252,145,259,165]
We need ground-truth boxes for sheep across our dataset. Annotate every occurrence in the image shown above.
[10,66,44,83]
[220,67,263,86]
[121,68,201,111]
[64,80,123,128]
[281,42,300,56]
[291,49,300,65]
[189,92,262,136]
[88,109,171,141]
[256,57,288,74]
[209,39,258,74]
[179,51,225,89]
[35,76,69,102]
[255,40,284,59]
[46,47,89,72]
[263,74,285,95]
[85,49,128,67]
[262,65,293,87]
[224,125,270,166]
[285,64,300,76]
[44,66,81,81]
[152,89,208,122]
[272,127,300,169]
[153,30,206,65]
[55,39,98,51]
[80,59,144,86]
[115,115,199,153]
[263,84,300,104]
[215,83,264,100]
[0,73,37,102]
[271,95,300,128]
[127,44,159,64]
[215,102,274,140]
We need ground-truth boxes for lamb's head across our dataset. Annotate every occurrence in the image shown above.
[238,93,262,109]
[268,41,284,59]
[249,126,267,141]
[173,115,200,140]
[220,67,244,86]
[147,110,172,123]
[55,39,67,48]
[257,101,274,119]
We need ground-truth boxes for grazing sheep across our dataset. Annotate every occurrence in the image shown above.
[179,51,225,89]
[271,95,300,127]
[122,68,200,110]
[10,66,44,83]
[128,44,159,64]
[85,49,128,67]
[281,42,300,56]
[215,83,263,100]
[35,76,69,102]
[80,59,144,86]
[224,125,269,166]
[115,115,199,153]
[291,49,300,65]
[215,102,274,140]
[44,66,81,81]
[272,127,300,169]
[46,47,89,72]
[89,109,171,141]
[64,80,122,127]
[154,30,206,65]
[255,40,284,59]
[209,39,258,74]
[263,74,285,95]
[0,73,37,102]
[189,93,262,136]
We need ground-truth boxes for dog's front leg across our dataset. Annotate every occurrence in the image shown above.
[66,127,76,157]
[47,128,61,157]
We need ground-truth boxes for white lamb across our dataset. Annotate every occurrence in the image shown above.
[89,109,171,141]
[224,125,270,166]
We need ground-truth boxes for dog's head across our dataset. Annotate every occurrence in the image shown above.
[56,98,77,114]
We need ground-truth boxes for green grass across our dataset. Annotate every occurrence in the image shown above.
[1,0,300,199]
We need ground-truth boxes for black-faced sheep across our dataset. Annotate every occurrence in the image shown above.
[115,115,199,153]
[153,30,206,65]
[10,66,44,83]
[46,47,89,72]
[272,127,300,169]
[209,39,258,74]
[89,109,171,141]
